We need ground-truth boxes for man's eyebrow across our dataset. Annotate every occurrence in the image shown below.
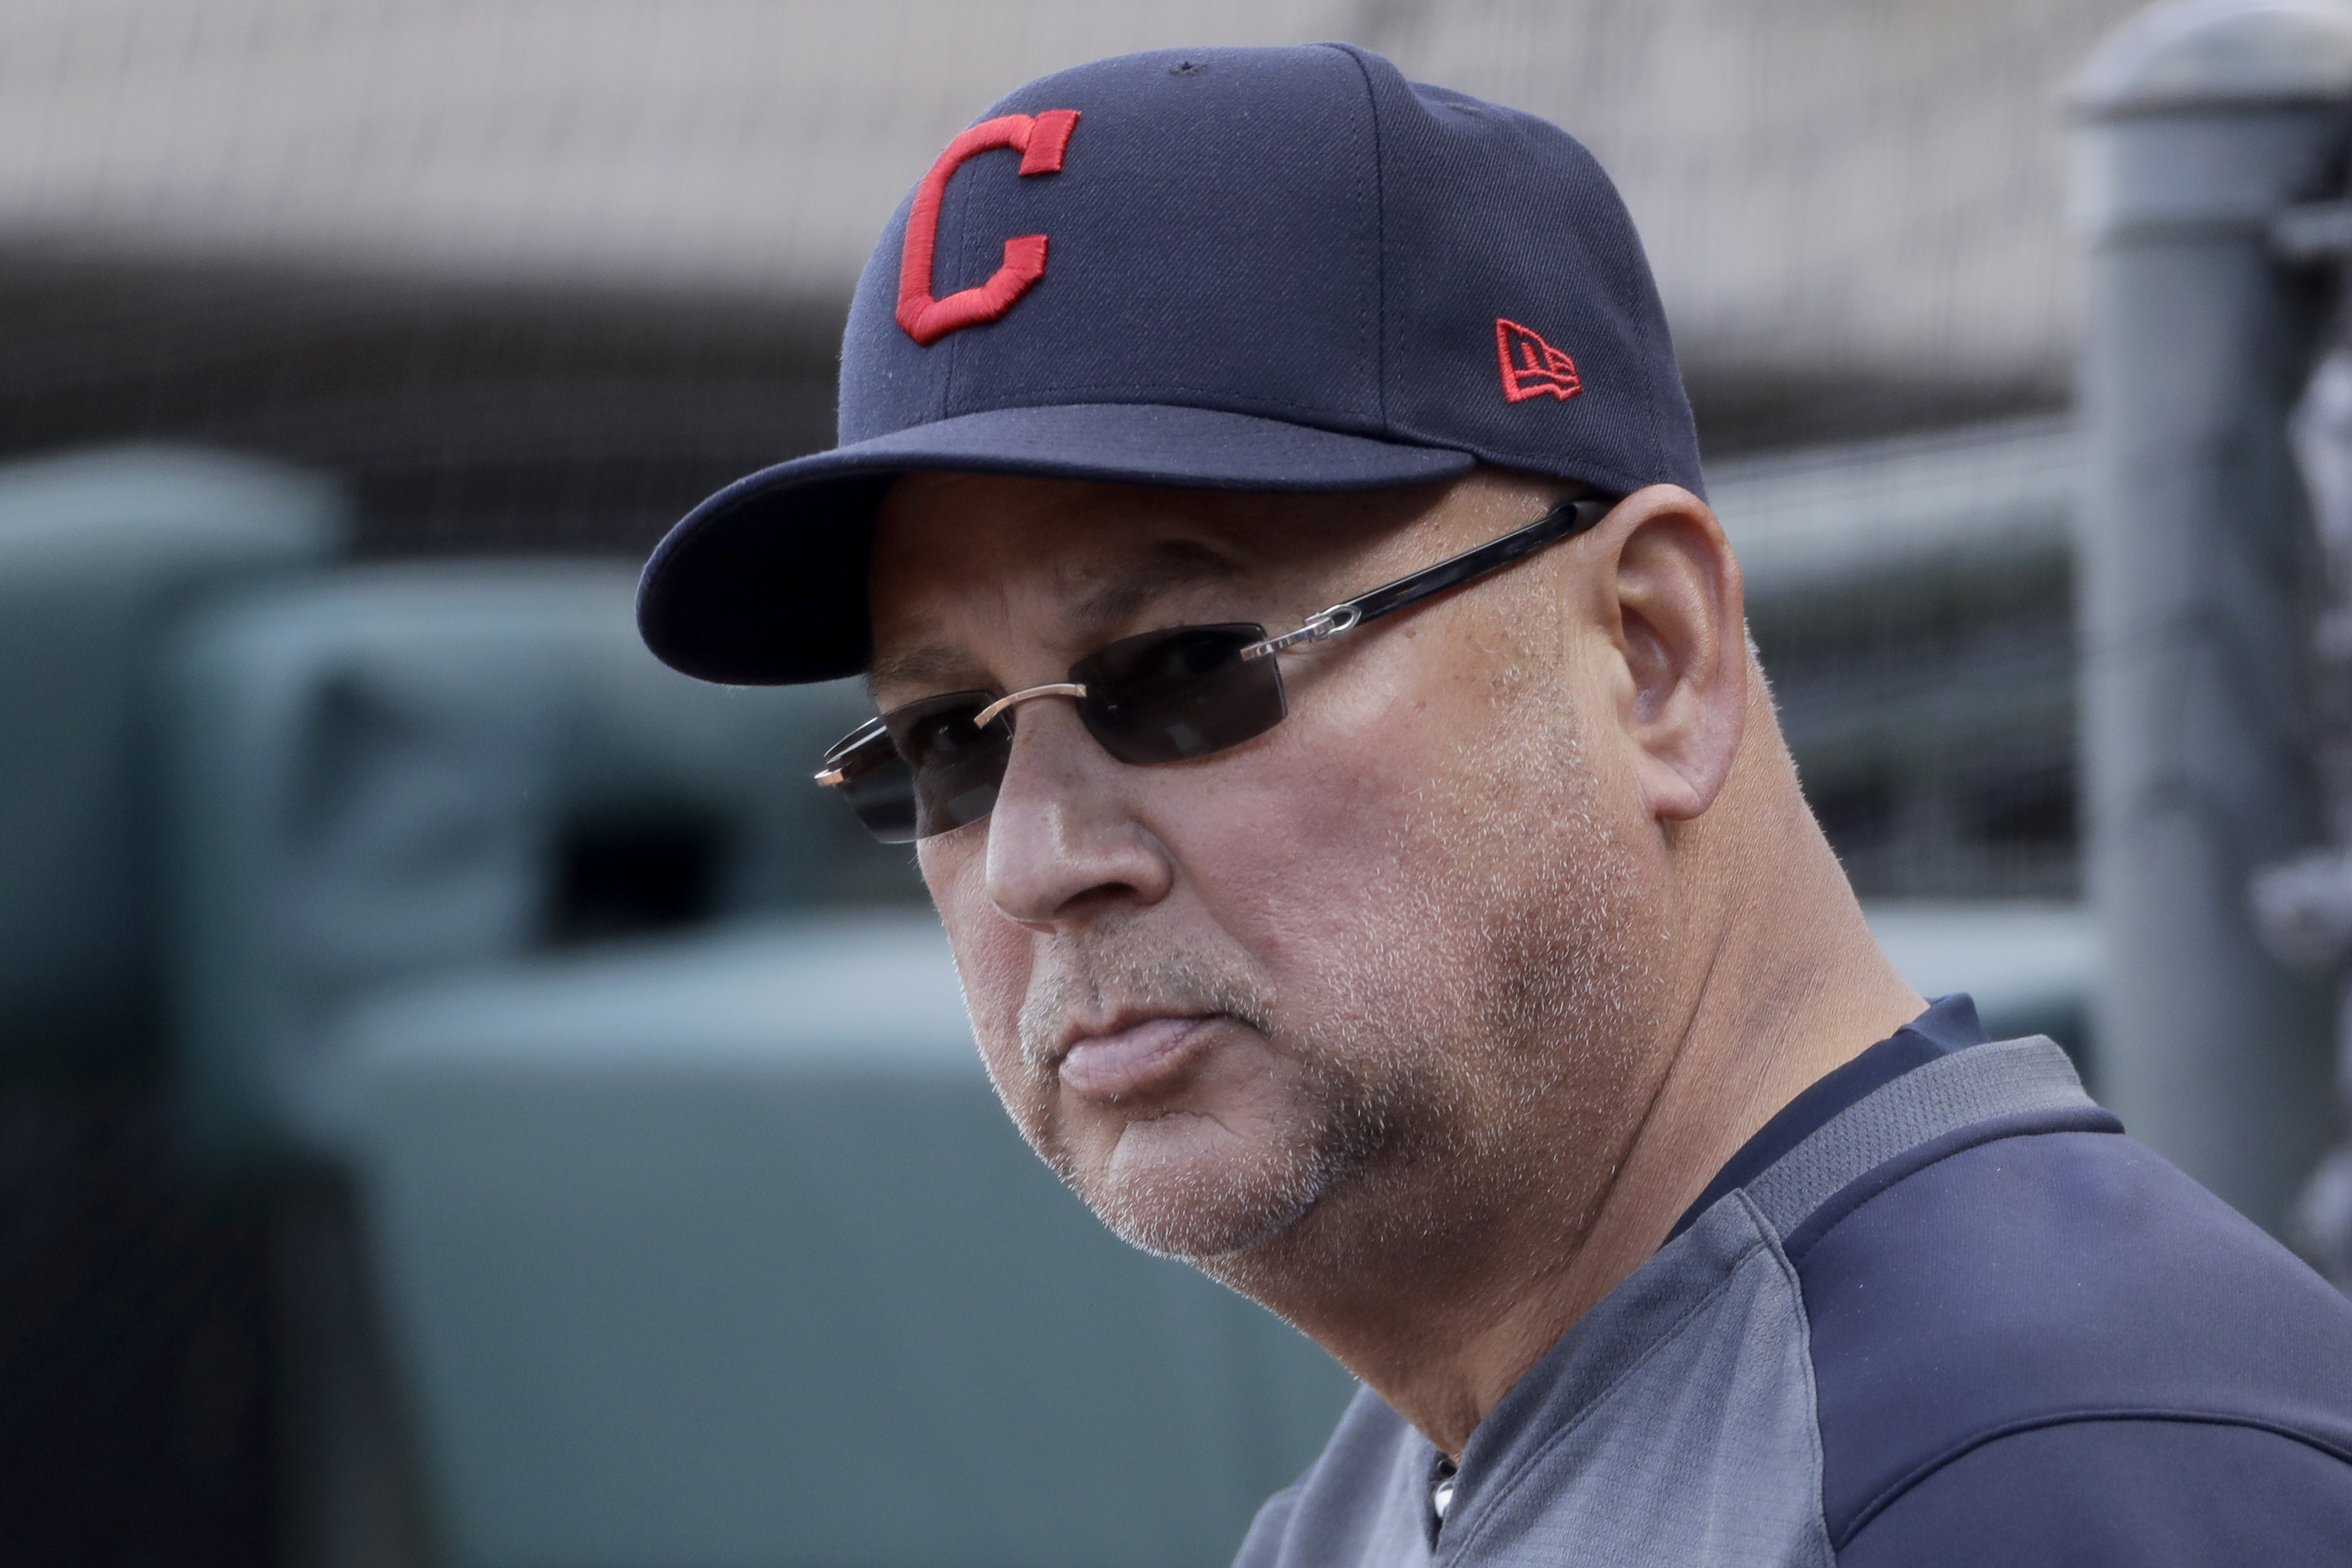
[867,643,982,700]
[1068,538,1250,637]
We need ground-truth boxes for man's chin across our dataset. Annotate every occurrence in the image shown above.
[1089,1181,1321,1261]
[1035,1073,1385,1262]
[1072,1140,1334,1261]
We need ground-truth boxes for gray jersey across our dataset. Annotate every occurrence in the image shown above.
[1234,1018,2352,1567]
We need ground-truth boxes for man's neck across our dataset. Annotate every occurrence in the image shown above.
[1227,801,1924,1458]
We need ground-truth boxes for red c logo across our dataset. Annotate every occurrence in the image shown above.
[895,109,1081,347]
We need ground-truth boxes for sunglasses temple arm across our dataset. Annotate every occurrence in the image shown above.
[1333,495,1613,632]
[1242,497,1611,659]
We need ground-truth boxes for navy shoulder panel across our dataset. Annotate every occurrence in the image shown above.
[1839,1418,2352,1567]
[1795,1129,2352,1550]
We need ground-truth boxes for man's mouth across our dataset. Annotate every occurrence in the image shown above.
[1057,1014,1221,1102]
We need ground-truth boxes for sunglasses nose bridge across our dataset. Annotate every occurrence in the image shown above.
[971,681,1089,730]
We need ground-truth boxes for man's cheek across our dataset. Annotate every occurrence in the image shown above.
[933,904,1033,1073]
[1185,775,1412,974]
[959,973,1029,1106]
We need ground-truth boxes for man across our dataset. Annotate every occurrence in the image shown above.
[638,42,2352,1565]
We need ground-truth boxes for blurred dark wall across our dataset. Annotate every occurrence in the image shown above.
[0,1081,276,1567]
[0,251,841,558]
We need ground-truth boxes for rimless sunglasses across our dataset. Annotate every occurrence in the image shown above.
[816,494,1615,842]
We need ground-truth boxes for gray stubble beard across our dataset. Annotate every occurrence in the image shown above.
[1010,940,1402,1260]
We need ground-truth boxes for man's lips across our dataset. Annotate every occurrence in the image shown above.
[1057,1015,1219,1102]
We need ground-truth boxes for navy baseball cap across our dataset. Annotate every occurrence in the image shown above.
[638,42,1701,686]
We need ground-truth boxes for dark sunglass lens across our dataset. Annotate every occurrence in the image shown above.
[1071,624,1286,765]
[884,693,1013,839]
[839,754,920,842]
[820,724,922,843]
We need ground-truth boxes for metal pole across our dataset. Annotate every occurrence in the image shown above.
[2072,0,2352,1231]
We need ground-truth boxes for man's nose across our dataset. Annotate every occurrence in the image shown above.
[981,697,1175,929]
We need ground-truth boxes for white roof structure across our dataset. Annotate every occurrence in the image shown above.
[1,0,2146,400]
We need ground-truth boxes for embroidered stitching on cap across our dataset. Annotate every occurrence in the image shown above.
[1495,319,1583,403]
[897,110,1081,347]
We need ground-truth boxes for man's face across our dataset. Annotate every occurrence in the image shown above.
[868,472,1666,1283]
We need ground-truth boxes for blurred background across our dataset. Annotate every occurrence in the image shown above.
[8,1,2352,1565]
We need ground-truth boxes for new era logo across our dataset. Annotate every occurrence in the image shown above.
[1496,319,1582,403]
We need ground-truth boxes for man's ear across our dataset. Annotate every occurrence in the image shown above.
[1589,485,1747,822]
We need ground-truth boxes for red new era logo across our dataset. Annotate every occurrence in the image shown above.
[1495,319,1582,403]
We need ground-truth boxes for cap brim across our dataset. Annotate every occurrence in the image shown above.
[636,402,1475,685]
